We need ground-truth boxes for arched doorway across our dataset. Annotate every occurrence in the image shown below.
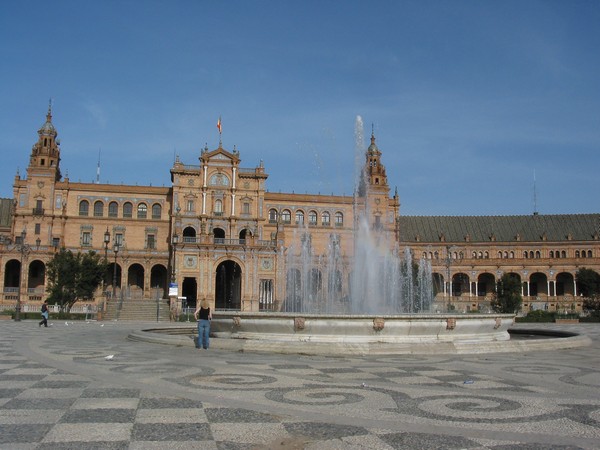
[150,264,168,299]
[127,264,145,299]
[215,260,242,310]
[182,277,198,309]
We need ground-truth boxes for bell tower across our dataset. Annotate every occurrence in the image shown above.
[26,102,62,182]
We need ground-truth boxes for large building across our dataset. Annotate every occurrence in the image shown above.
[1,108,599,316]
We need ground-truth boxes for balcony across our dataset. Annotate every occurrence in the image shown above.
[32,208,45,216]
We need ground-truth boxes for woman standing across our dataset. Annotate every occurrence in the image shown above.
[39,300,49,327]
[194,299,212,349]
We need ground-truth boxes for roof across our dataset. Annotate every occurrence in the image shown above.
[0,198,13,229]
[398,214,600,243]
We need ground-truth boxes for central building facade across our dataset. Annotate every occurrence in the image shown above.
[0,109,598,316]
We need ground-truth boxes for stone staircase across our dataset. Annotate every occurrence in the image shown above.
[102,299,171,322]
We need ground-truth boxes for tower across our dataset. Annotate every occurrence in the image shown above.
[26,103,62,182]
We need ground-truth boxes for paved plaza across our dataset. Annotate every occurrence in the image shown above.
[0,320,599,449]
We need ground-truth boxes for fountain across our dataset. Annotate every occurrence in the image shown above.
[133,116,517,355]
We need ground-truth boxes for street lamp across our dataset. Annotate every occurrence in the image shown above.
[112,243,120,300]
[171,234,179,282]
[103,228,111,262]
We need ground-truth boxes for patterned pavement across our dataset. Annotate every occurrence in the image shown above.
[0,320,600,449]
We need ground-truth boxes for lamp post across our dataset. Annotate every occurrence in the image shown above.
[103,228,110,263]
[112,243,120,301]
[171,234,179,282]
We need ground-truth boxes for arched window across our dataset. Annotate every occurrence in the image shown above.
[93,200,104,217]
[295,210,304,224]
[322,211,330,226]
[152,203,161,219]
[498,251,503,259]
[268,209,278,222]
[335,212,344,226]
[308,210,317,225]
[79,200,89,216]
[588,250,593,258]
[575,250,580,258]
[472,251,477,258]
[524,251,528,259]
[137,203,147,219]
[123,202,133,218]
[484,251,489,259]
[561,251,566,258]
[281,209,291,223]
[108,201,118,218]
[510,251,514,258]
[535,251,541,258]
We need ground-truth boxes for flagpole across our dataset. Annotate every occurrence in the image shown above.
[217,116,222,147]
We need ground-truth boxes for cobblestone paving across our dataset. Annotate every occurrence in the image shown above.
[0,320,599,449]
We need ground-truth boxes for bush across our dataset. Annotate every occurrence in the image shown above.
[516,310,556,323]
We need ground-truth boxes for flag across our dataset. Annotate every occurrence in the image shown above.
[217,116,222,134]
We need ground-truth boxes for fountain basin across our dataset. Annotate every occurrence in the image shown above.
[210,311,513,344]
[128,312,593,356]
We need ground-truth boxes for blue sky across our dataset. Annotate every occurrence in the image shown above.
[1,1,599,216]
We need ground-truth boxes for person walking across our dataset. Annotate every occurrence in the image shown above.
[39,300,49,327]
[194,299,212,349]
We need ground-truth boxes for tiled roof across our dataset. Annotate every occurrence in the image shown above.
[0,198,12,229]
[398,214,600,243]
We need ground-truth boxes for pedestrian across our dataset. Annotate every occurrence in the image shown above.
[39,300,49,327]
[194,299,212,349]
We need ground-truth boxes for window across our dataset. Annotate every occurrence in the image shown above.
[335,212,344,226]
[82,231,91,246]
[295,210,304,224]
[281,210,291,223]
[79,200,89,216]
[269,209,278,223]
[35,223,41,235]
[308,211,317,225]
[94,200,104,217]
[137,203,147,219]
[123,202,133,218]
[187,199,195,213]
[152,203,161,219]
[259,279,275,311]
[242,202,250,215]
[147,234,156,249]
[108,201,118,218]
[322,211,330,226]
[114,233,124,247]
[214,199,222,216]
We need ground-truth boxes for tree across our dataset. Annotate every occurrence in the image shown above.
[576,268,600,297]
[491,273,522,314]
[46,249,106,311]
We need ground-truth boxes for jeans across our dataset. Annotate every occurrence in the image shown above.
[197,319,210,349]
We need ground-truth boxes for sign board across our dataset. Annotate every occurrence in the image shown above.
[169,283,178,297]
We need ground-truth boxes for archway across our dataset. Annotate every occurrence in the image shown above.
[183,226,196,243]
[215,260,241,310]
[556,272,574,296]
[284,268,301,311]
[213,228,225,244]
[28,260,46,292]
[4,259,21,289]
[477,273,495,297]
[127,264,145,299]
[150,264,168,299]
[182,277,198,309]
